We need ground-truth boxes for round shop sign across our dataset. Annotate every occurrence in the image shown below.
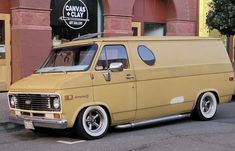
[60,0,89,30]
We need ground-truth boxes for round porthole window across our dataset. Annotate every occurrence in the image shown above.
[137,45,156,66]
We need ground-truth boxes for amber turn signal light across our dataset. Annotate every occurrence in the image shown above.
[54,113,61,119]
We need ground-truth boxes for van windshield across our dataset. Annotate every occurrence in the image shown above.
[36,44,98,73]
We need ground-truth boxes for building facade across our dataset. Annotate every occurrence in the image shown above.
[0,0,198,91]
[199,0,234,62]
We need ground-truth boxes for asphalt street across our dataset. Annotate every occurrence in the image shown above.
[1,101,235,151]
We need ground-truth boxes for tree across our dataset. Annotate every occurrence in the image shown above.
[206,0,235,53]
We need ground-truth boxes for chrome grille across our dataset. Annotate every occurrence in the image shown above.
[12,94,59,111]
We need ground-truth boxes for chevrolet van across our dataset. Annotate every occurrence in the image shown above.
[8,36,234,139]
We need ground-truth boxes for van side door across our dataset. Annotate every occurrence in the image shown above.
[92,42,136,124]
[131,43,194,121]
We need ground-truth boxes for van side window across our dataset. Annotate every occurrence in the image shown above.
[96,45,129,70]
[138,45,156,66]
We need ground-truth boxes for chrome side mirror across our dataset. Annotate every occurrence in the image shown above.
[109,62,124,72]
[103,62,124,82]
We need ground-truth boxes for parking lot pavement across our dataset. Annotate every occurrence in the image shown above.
[0,102,235,151]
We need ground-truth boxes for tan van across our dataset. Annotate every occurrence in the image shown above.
[8,36,234,139]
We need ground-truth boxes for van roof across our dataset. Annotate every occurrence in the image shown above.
[56,36,220,48]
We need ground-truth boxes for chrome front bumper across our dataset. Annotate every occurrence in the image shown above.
[9,115,67,129]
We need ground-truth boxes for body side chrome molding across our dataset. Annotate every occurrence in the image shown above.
[115,113,191,129]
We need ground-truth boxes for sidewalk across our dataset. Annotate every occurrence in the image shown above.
[0,92,9,123]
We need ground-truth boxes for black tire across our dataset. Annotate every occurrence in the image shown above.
[193,92,217,121]
[74,106,109,140]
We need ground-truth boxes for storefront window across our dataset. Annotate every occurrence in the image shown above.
[50,0,103,46]
[0,20,5,59]
[144,22,166,36]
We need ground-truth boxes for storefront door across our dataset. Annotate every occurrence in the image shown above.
[0,14,11,91]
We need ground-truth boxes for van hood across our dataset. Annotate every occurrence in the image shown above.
[10,73,92,92]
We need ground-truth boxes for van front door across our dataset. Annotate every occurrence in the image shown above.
[0,14,11,91]
[92,43,136,124]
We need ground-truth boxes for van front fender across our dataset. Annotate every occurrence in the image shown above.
[68,102,113,128]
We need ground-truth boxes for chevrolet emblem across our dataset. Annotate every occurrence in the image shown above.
[25,100,31,105]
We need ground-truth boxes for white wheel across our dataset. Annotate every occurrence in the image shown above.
[75,106,109,139]
[194,92,217,120]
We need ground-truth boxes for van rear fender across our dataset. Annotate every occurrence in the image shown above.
[192,89,220,110]
[71,102,113,127]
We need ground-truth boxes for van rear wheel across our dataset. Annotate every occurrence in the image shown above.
[74,106,109,140]
[193,92,217,120]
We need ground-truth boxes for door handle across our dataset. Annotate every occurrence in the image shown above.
[126,74,135,79]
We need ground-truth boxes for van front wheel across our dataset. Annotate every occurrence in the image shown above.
[193,92,217,120]
[74,106,109,140]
